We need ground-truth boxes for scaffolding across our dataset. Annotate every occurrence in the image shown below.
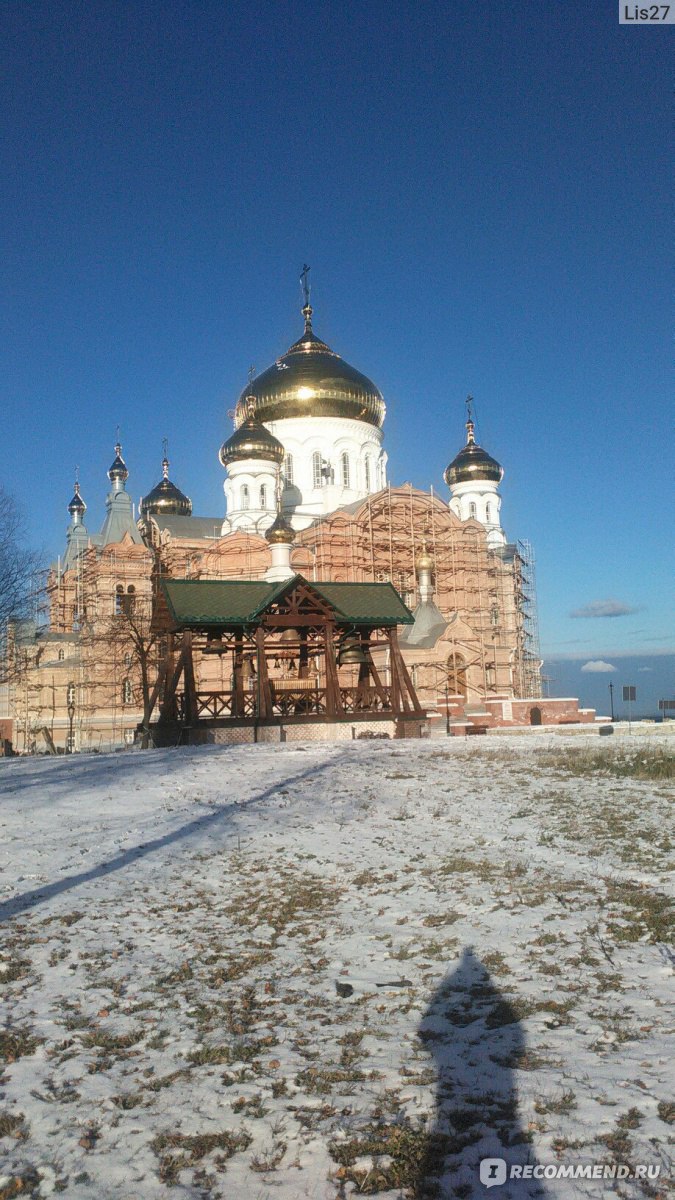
[514,539,542,698]
[21,482,543,751]
[295,484,543,704]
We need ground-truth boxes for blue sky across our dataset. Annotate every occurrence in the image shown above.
[544,653,674,719]
[2,1,672,674]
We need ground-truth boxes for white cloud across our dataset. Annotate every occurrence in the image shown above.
[638,666,652,672]
[581,660,617,673]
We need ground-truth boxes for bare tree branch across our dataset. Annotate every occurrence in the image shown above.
[0,487,44,684]
[80,595,162,749]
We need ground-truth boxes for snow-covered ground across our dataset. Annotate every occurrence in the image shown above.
[1,731,673,1200]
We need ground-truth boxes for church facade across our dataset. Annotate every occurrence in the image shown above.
[3,286,594,753]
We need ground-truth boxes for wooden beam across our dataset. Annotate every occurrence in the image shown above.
[158,644,186,723]
[298,628,309,680]
[182,631,198,726]
[145,659,168,725]
[398,652,424,715]
[233,633,245,717]
[391,629,412,713]
[262,614,331,628]
[387,629,401,713]
[389,627,423,714]
[324,624,344,716]
[255,626,273,718]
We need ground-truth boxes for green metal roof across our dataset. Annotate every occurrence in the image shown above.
[160,579,280,625]
[159,576,413,629]
[313,581,413,625]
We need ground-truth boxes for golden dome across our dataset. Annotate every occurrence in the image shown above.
[444,419,503,487]
[265,511,295,544]
[219,408,285,468]
[140,458,192,517]
[234,306,385,429]
[416,542,434,573]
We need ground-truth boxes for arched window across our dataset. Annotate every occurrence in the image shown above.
[284,454,294,485]
[126,585,135,615]
[259,484,267,509]
[312,451,323,489]
[340,452,350,488]
[114,584,124,616]
[66,682,76,707]
[122,679,132,705]
[57,648,65,661]
[364,456,371,491]
[469,502,477,519]
[241,485,250,510]
[447,652,468,699]
[486,502,492,522]
[124,652,132,668]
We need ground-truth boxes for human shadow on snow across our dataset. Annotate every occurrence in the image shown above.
[411,948,550,1199]
[0,748,357,922]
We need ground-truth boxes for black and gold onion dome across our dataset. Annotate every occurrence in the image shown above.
[232,304,385,430]
[67,480,86,517]
[108,443,129,484]
[444,419,503,487]
[219,401,285,468]
[140,457,192,517]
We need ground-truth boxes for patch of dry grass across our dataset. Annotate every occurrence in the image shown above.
[602,879,674,943]
[540,745,674,782]
[0,1027,43,1063]
[151,1127,252,1184]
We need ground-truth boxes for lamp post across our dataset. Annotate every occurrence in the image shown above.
[608,682,615,722]
[66,681,76,754]
[444,681,450,736]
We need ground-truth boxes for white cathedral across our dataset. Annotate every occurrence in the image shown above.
[3,273,596,755]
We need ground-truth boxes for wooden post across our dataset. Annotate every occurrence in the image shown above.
[166,633,175,692]
[233,633,245,717]
[387,630,401,713]
[324,623,344,716]
[298,629,309,680]
[357,655,370,698]
[356,632,370,707]
[389,627,423,715]
[182,631,198,726]
[255,626,273,718]
[158,644,186,723]
[398,652,423,715]
[145,659,168,726]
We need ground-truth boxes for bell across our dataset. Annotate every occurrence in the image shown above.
[337,636,368,666]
